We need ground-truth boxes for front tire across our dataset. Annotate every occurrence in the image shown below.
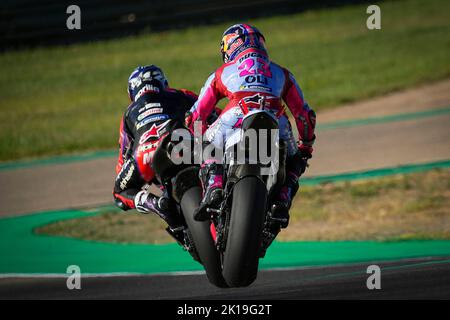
[222,176,268,287]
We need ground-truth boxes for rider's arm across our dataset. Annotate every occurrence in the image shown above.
[116,113,132,174]
[282,70,316,152]
[180,88,199,104]
[179,89,198,114]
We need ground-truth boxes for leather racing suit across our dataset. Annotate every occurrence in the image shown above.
[113,85,197,226]
[190,48,316,227]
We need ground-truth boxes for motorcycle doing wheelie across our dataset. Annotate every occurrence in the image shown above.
[150,108,287,288]
[203,107,288,288]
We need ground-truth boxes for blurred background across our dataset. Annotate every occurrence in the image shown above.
[0,0,449,299]
[1,0,448,160]
[2,0,370,48]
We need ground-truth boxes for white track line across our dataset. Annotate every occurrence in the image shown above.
[1,256,447,279]
[0,270,206,279]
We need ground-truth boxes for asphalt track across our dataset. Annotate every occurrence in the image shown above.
[1,257,449,299]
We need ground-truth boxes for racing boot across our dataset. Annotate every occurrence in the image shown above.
[193,161,224,221]
[134,190,182,228]
[270,184,297,229]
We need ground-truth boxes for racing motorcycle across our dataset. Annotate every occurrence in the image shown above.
[151,109,287,288]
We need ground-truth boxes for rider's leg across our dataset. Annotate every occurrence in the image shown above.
[270,116,307,228]
[271,152,306,228]
[113,157,182,227]
[113,157,143,210]
[193,108,241,221]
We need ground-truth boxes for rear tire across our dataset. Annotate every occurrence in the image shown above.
[180,187,228,288]
[222,176,267,287]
